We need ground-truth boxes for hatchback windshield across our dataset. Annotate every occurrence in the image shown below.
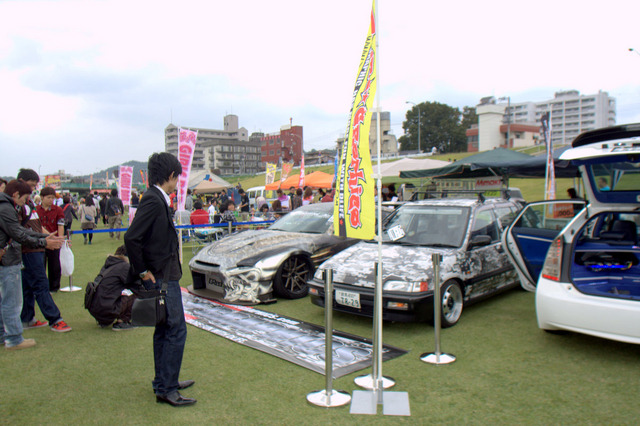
[269,209,332,234]
[382,205,470,247]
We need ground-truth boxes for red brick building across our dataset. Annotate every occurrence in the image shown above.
[261,125,303,166]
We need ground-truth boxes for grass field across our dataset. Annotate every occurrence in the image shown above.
[2,217,640,425]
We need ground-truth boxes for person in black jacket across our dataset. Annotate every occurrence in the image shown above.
[88,245,143,330]
[124,152,196,407]
[0,180,64,350]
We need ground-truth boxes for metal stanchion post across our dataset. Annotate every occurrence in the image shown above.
[420,253,456,365]
[354,262,395,390]
[307,269,351,407]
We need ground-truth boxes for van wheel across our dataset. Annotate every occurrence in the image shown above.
[273,256,311,299]
[441,280,463,328]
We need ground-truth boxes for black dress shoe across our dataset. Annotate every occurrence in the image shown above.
[156,391,197,407]
[178,380,195,390]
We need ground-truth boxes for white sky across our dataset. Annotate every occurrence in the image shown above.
[1,0,639,177]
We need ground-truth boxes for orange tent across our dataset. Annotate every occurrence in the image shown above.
[265,171,334,190]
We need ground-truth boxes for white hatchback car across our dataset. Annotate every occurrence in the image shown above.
[503,123,640,344]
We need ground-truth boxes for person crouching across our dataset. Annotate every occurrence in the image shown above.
[88,245,143,331]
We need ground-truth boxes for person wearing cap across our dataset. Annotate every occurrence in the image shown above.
[36,187,65,292]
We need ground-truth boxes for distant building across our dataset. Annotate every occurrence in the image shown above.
[164,115,262,176]
[467,90,616,151]
[336,111,398,157]
[260,124,303,166]
[305,149,335,165]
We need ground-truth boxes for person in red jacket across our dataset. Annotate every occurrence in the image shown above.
[189,201,209,225]
[36,187,65,292]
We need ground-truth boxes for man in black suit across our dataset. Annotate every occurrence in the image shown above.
[124,153,196,407]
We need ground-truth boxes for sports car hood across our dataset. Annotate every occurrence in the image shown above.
[193,229,325,270]
[319,241,455,288]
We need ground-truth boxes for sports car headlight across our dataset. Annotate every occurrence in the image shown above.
[313,269,324,281]
[383,280,431,292]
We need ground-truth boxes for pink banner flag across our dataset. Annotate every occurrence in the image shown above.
[177,127,198,210]
[298,154,305,188]
[119,166,133,206]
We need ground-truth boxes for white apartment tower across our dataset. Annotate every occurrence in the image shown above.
[502,90,616,146]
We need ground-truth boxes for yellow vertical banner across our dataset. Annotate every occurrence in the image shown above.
[334,1,377,239]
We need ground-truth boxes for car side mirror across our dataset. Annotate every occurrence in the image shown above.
[469,234,492,248]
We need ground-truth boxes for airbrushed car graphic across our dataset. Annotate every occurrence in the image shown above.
[309,197,523,327]
[189,203,378,305]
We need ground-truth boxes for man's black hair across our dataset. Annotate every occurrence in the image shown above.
[148,152,182,186]
[17,168,40,183]
[194,201,203,210]
[111,188,118,197]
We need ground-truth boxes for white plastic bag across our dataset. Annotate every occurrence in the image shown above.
[60,241,74,276]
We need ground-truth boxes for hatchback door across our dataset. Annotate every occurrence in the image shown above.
[503,200,585,291]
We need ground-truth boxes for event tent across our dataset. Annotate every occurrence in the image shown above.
[189,171,233,193]
[265,171,334,190]
[377,157,450,177]
[399,147,580,180]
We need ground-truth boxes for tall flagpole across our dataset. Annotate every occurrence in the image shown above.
[374,0,384,395]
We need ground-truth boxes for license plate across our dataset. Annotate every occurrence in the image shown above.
[335,289,361,309]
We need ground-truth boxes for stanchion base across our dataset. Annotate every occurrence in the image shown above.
[59,286,82,292]
[306,389,351,407]
[350,390,411,416]
[420,352,456,365]
[354,374,395,390]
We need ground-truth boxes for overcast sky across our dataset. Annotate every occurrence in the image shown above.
[1,0,639,178]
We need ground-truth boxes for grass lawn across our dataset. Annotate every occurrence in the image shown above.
[3,218,639,425]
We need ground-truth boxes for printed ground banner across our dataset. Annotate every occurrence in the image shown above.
[281,162,293,184]
[334,1,377,240]
[176,127,198,211]
[118,166,133,206]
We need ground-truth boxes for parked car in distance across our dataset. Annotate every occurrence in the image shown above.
[308,195,523,327]
[503,123,640,344]
[189,203,388,305]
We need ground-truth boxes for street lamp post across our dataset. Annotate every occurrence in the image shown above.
[629,48,640,57]
[406,101,420,154]
[498,96,511,148]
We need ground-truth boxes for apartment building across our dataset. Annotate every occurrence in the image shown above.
[164,115,262,176]
[503,90,616,146]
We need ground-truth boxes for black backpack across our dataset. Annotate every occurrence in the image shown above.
[84,280,99,310]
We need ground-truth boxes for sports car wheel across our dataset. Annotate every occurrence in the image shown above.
[273,256,311,299]
[441,280,463,328]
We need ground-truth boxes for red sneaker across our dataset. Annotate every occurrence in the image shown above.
[25,320,48,329]
[50,320,72,333]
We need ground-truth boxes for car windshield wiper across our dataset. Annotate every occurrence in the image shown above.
[426,243,458,248]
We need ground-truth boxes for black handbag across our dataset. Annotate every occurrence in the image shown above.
[131,282,168,327]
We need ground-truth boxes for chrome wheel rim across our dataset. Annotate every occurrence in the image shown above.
[442,283,463,324]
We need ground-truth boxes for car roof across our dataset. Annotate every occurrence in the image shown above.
[569,123,640,148]
[403,197,512,208]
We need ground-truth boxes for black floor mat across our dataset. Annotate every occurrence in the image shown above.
[182,289,407,378]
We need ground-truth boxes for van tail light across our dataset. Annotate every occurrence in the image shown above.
[541,236,563,281]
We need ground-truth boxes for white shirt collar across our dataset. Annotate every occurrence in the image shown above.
[154,185,171,206]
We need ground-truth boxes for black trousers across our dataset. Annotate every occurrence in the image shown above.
[44,248,62,292]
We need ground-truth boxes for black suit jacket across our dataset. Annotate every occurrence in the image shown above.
[124,186,181,278]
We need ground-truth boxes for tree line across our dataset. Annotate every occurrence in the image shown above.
[399,102,477,154]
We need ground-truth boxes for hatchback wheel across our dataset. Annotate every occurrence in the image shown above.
[273,256,311,299]
[441,280,463,328]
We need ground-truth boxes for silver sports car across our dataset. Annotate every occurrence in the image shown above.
[188,203,363,305]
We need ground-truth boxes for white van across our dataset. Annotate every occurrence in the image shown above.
[247,186,277,210]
